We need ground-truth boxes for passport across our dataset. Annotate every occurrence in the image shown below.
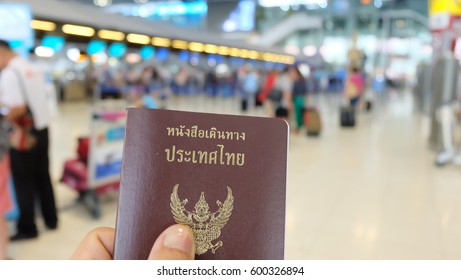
[114,108,289,260]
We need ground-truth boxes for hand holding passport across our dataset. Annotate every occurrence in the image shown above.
[112,109,289,260]
[72,224,196,260]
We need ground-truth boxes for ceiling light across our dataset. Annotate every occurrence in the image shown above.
[67,48,81,62]
[189,42,204,52]
[35,46,54,58]
[152,37,171,47]
[249,51,259,60]
[204,44,218,54]
[319,0,327,8]
[172,40,188,50]
[285,56,295,64]
[94,0,112,7]
[230,48,240,57]
[30,20,56,32]
[218,46,230,56]
[98,30,125,41]
[239,49,250,58]
[263,53,273,61]
[62,24,95,37]
[127,33,150,44]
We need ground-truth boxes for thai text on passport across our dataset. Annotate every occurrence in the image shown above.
[165,125,245,166]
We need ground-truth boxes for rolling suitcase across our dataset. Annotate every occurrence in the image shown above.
[241,99,248,112]
[255,94,263,107]
[304,107,322,136]
[365,100,372,112]
[340,106,355,127]
[275,106,289,118]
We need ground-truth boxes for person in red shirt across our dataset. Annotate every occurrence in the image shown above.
[344,67,365,107]
[258,69,279,116]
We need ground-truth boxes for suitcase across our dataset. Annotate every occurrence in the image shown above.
[365,100,372,112]
[304,107,322,136]
[241,99,248,112]
[340,106,355,127]
[77,137,90,165]
[275,106,289,118]
[255,95,263,107]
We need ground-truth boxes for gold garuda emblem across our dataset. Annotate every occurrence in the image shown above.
[170,184,234,255]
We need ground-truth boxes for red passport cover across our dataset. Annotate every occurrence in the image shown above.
[114,108,288,260]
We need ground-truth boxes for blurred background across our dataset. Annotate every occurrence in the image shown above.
[0,0,460,259]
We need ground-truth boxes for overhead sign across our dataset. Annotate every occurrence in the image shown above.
[430,0,461,15]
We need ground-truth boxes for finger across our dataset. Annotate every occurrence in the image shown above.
[71,227,115,260]
[148,224,195,260]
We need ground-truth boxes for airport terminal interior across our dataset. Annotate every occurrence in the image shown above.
[2,0,461,259]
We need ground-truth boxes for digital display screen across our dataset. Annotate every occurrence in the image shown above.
[42,36,65,53]
[140,46,155,60]
[156,48,170,61]
[109,43,127,58]
[88,40,107,55]
[179,50,190,62]
[105,1,207,28]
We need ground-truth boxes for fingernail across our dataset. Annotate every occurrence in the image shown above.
[163,226,194,254]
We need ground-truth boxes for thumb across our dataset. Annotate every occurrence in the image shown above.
[148,224,196,260]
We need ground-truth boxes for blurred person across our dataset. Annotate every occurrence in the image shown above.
[144,66,164,97]
[204,70,218,97]
[273,67,293,119]
[0,39,58,241]
[100,68,122,100]
[194,68,205,95]
[289,67,308,133]
[0,115,12,259]
[258,69,279,116]
[240,65,259,113]
[173,67,189,95]
[85,63,97,98]
[344,67,364,108]
[126,68,147,107]
[140,66,159,109]
[72,224,195,260]
[219,73,235,98]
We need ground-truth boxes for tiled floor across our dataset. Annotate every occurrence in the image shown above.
[7,91,461,259]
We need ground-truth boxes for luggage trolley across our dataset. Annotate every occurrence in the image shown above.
[61,101,126,218]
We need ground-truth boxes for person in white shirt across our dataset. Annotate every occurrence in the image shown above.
[0,39,58,241]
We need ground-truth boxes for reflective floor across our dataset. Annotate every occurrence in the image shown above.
[7,91,461,259]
